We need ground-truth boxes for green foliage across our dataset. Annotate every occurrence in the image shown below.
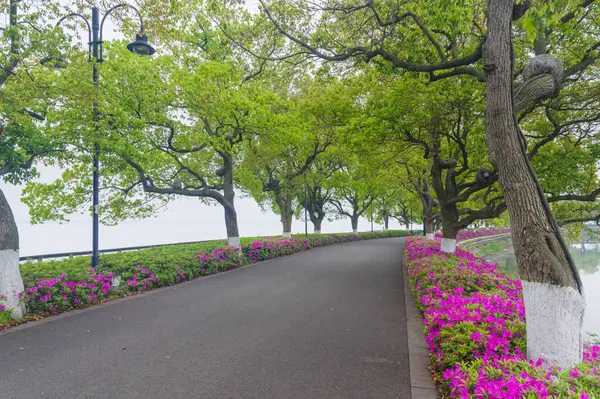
[21,240,226,281]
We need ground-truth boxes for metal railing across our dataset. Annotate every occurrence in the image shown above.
[19,229,417,263]
[458,233,512,250]
[19,239,217,263]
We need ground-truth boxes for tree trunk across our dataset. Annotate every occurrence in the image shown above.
[351,215,359,235]
[440,221,459,253]
[0,187,25,319]
[224,204,240,247]
[484,0,584,367]
[383,214,389,231]
[424,218,435,240]
[222,155,241,248]
[277,194,294,238]
[434,217,442,232]
[312,217,323,234]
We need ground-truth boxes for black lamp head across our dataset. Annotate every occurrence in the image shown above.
[127,33,156,56]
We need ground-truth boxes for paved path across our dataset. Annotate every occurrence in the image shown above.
[0,238,410,399]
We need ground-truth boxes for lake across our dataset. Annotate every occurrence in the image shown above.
[486,241,600,337]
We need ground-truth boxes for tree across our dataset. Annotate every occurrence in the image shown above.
[0,0,63,319]
[298,156,341,234]
[384,193,421,232]
[253,0,600,366]
[367,161,421,232]
[23,46,278,248]
[328,155,381,234]
[362,73,506,251]
[402,162,439,239]
[238,77,345,236]
[240,121,332,237]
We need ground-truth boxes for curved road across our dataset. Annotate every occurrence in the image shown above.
[0,238,410,398]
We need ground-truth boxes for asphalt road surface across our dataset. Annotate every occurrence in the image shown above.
[0,238,410,399]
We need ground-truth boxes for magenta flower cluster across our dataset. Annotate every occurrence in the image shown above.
[405,237,599,398]
[245,236,336,262]
[20,268,114,314]
[126,265,161,290]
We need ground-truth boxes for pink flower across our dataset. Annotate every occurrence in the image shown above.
[470,331,483,342]
[570,368,581,378]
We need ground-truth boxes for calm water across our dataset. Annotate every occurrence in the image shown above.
[488,242,600,336]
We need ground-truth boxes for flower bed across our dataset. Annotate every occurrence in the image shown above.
[8,231,410,326]
[404,237,599,399]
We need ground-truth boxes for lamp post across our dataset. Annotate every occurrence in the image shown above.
[42,5,155,268]
[409,204,412,234]
[370,201,374,233]
[304,173,308,236]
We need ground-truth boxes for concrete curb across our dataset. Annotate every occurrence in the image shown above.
[402,248,437,399]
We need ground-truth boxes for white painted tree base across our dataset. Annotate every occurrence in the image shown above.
[282,232,292,238]
[227,236,241,249]
[425,233,435,240]
[440,238,457,253]
[353,229,358,235]
[0,249,25,319]
[314,230,321,234]
[522,281,586,368]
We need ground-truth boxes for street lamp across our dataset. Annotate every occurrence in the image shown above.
[43,5,155,268]
[370,202,374,233]
[304,175,308,236]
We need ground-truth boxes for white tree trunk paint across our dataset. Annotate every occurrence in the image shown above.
[522,281,586,368]
[0,249,25,319]
[425,233,435,240]
[227,236,241,249]
[353,229,358,235]
[440,238,457,253]
[314,230,321,234]
[282,232,292,238]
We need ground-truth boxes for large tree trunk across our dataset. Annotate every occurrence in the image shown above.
[431,159,460,252]
[440,214,459,253]
[383,214,389,231]
[276,194,294,238]
[223,155,241,248]
[0,188,25,319]
[484,0,584,367]
[424,217,435,240]
[312,217,323,234]
[351,215,359,235]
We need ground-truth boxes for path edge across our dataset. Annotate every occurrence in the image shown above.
[401,241,437,399]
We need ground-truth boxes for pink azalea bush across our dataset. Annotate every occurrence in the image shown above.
[405,237,599,398]
[17,231,409,317]
[20,268,115,314]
